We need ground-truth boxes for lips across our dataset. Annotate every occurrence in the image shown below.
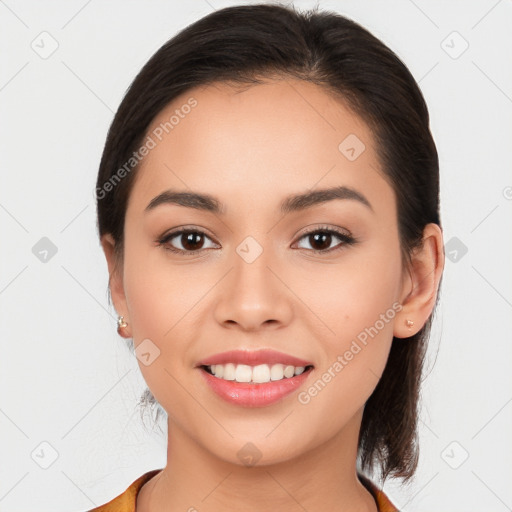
[199,365,313,407]
[195,349,314,368]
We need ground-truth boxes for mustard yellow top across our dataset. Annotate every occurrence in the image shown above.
[88,470,399,512]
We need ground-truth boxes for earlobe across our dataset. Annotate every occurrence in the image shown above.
[100,233,130,335]
[394,223,445,339]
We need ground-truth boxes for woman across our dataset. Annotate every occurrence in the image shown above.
[91,3,444,511]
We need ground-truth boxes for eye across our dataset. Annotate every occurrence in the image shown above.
[157,225,357,256]
[157,227,218,255]
[294,226,356,254]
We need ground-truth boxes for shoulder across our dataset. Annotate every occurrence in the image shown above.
[88,469,163,512]
[357,473,400,512]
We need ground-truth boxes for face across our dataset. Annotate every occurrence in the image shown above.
[105,78,414,466]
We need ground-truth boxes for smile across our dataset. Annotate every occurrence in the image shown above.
[203,363,312,383]
[198,364,314,407]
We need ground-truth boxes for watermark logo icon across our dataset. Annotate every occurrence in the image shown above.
[31,441,59,469]
[338,134,366,161]
[237,442,262,467]
[441,441,469,469]
[32,237,58,263]
[441,31,469,60]
[444,236,468,263]
[31,31,59,59]
[135,338,161,366]
[236,236,263,264]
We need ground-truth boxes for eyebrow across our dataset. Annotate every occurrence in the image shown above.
[144,185,374,215]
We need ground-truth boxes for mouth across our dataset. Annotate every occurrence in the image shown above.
[195,349,315,407]
[197,362,315,408]
[200,363,315,383]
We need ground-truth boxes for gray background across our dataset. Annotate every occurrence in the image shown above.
[1,0,511,510]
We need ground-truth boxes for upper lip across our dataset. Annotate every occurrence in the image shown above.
[196,349,314,368]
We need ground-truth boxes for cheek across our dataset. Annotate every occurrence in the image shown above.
[294,262,400,434]
[123,255,166,341]
[302,243,400,325]
[121,244,219,403]
[121,247,200,415]
[297,240,402,382]
[122,241,203,340]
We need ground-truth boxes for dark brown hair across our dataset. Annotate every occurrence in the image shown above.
[96,3,442,485]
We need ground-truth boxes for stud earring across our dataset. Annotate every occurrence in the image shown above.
[405,319,414,328]
[117,315,128,336]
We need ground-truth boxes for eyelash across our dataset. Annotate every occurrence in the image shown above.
[157,225,357,256]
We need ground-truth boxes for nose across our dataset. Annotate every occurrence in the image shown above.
[213,245,294,332]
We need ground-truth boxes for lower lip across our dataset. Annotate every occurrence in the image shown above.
[198,367,313,407]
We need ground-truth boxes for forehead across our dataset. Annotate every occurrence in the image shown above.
[128,78,393,217]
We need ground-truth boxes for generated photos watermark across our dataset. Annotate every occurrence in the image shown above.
[298,301,403,405]
[95,97,198,200]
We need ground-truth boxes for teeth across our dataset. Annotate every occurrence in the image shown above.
[253,364,270,383]
[207,363,308,383]
[235,364,252,382]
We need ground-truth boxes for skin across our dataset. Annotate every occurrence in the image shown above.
[101,78,444,512]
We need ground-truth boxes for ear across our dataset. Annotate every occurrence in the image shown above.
[394,223,445,338]
[101,233,131,336]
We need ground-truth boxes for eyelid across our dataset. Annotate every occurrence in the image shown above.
[159,224,216,239]
[295,224,352,238]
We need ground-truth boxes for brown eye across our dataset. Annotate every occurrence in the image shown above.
[180,232,205,251]
[158,229,218,254]
[295,228,356,254]
[307,232,333,251]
